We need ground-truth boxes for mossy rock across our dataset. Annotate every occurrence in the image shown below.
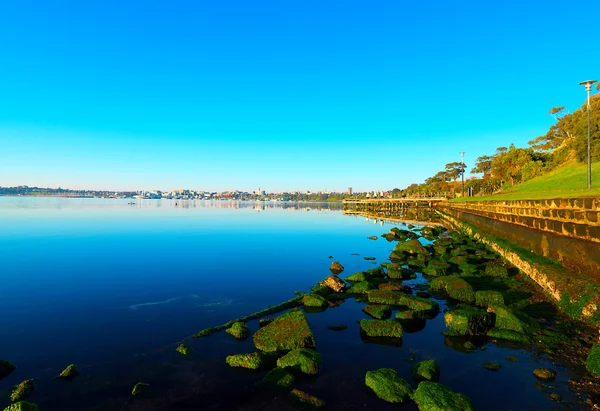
[347,281,375,294]
[430,276,475,304]
[533,368,557,381]
[363,305,392,320]
[303,293,329,308]
[345,271,371,282]
[422,260,451,277]
[444,307,493,336]
[396,309,432,322]
[289,389,325,408]
[55,364,79,380]
[225,322,250,340]
[413,381,475,411]
[391,239,430,261]
[488,304,540,335]
[310,285,331,297]
[412,359,440,382]
[3,402,39,411]
[365,368,413,403]
[484,260,509,278]
[487,328,531,344]
[0,360,16,381]
[360,319,403,338]
[10,379,36,402]
[435,238,455,247]
[253,308,315,352]
[368,290,439,312]
[330,261,344,274]
[365,267,386,278]
[226,352,277,369]
[387,228,417,241]
[262,367,294,387]
[483,362,501,371]
[176,342,192,356]
[378,281,411,293]
[457,263,479,277]
[448,255,468,265]
[131,382,149,397]
[586,344,600,378]
[475,290,504,307]
[276,348,322,375]
[421,226,441,238]
[387,267,416,280]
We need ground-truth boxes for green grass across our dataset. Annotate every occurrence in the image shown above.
[453,161,600,202]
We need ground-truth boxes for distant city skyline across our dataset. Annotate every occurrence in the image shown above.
[1,1,598,192]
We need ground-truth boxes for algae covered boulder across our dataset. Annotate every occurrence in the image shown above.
[483,362,501,371]
[176,342,192,356]
[303,293,329,308]
[487,304,540,335]
[330,261,344,274]
[345,271,371,282]
[318,275,347,293]
[533,368,557,381]
[0,360,16,381]
[3,402,39,411]
[378,281,411,293]
[131,382,149,397]
[586,344,600,378]
[487,328,531,344]
[276,348,322,374]
[262,367,295,387]
[253,308,315,352]
[360,319,403,338]
[422,260,451,277]
[10,379,36,402]
[413,381,475,411]
[310,285,331,297]
[412,359,440,382]
[484,260,509,278]
[444,307,493,336]
[347,281,375,294]
[363,304,392,320]
[226,321,250,340]
[289,389,325,408]
[391,239,430,262]
[365,368,413,403]
[430,276,475,303]
[475,290,504,307]
[55,364,79,381]
[421,226,441,238]
[226,352,277,369]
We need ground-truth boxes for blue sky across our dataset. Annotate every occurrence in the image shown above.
[1,0,598,192]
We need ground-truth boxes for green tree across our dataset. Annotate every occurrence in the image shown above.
[471,155,494,177]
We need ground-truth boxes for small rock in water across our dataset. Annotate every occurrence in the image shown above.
[289,389,325,408]
[131,382,149,397]
[55,364,79,381]
[176,342,192,356]
[3,401,39,411]
[483,362,501,371]
[364,256,376,261]
[225,322,250,340]
[330,261,344,274]
[367,236,378,240]
[550,393,562,402]
[10,379,36,402]
[533,368,557,382]
[506,356,520,362]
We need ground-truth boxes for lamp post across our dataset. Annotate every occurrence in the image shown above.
[580,80,597,190]
[460,152,465,197]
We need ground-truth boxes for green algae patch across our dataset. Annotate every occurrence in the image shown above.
[131,382,149,397]
[10,379,36,402]
[475,290,505,307]
[387,267,417,280]
[262,367,295,387]
[289,389,325,408]
[276,348,322,375]
[378,281,411,293]
[533,368,557,381]
[347,281,375,294]
[368,290,439,312]
[55,364,79,381]
[253,308,315,352]
[176,342,192,356]
[226,352,277,369]
[422,260,451,277]
[483,362,501,371]
[0,360,16,381]
[3,402,39,411]
[345,271,371,282]
[310,285,331,297]
[444,307,493,336]
[365,368,413,403]
[586,344,600,378]
[488,304,540,335]
[412,360,440,382]
[487,328,531,344]
[365,267,386,278]
[413,381,475,411]
[302,293,329,308]
[363,304,392,320]
[396,309,434,322]
[360,319,403,338]
[430,276,475,303]
[391,239,430,262]
[226,322,250,340]
[484,260,509,278]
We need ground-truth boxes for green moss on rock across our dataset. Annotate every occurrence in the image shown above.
[484,260,509,278]
[225,321,250,340]
[443,307,493,336]
[262,367,295,387]
[396,309,431,321]
[0,360,16,381]
[368,290,439,312]
[365,368,413,403]
[289,389,325,408]
[3,401,39,411]
[487,328,531,344]
[226,352,277,369]
[347,281,375,294]
[483,362,501,371]
[303,293,329,308]
[488,304,540,335]
[253,308,315,352]
[131,382,149,397]
[413,381,475,411]
[387,267,416,280]
[391,239,430,262]
[176,342,192,356]
[533,368,557,381]
[378,281,411,293]
[363,305,392,319]
[10,379,36,402]
[360,319,403,338]
[422,260,451,277]
[276,348,322,374]
[586,344,600,378]
[430,276,475,303]
[412,360,440,382]
[55,364,79,380]
[310,285,331,297]
[345,271,371,282]
[475,290,504,307]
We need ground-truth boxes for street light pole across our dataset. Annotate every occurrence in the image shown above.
[460,152,465,197]
[580,80,597,190]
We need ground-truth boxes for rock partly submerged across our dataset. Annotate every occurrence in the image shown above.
[365,368,413,403]
[412,359,440,382]
[253,308,315,352]
[413,381,475,411]
[0,360,16,381]
[225,322,251,340]
[3,402,39,411]
[10,379,36,402]
[360,319,403,338]
[276,348,322,375]
[54,364,79,381]
[318,275,347,293]
[289,389,325,408]
[226,352,277,369]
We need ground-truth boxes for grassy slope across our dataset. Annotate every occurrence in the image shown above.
[453,161,600,202]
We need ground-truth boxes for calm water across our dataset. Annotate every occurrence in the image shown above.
[0,197,578,410]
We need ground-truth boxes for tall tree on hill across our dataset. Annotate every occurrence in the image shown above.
[444,162,465,182]
[491,145,548,186]
[471,155,494,177]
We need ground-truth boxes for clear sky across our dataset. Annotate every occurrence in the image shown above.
[1,0,599,192]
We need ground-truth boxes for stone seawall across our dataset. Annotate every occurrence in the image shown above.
[440,198,600,244]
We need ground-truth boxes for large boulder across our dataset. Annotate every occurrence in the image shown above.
[365,368,413,403]
[413,381,475,411]
[429,276,475,304]
[347,281,375,294]
[253,309,315,352]
[302,293,329,308]
[276,348,322,374]
[318,275,347,293]
[360,319,403,338]
[363,305,392,319]
[444,307,493,336]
